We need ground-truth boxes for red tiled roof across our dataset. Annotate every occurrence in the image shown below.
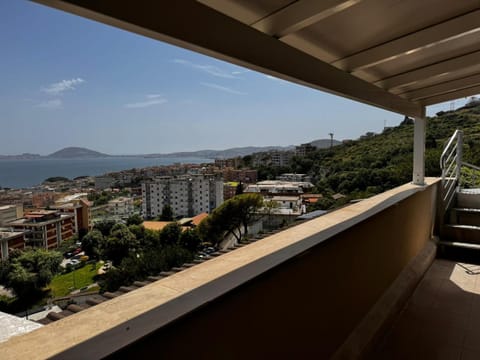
[142,221,172,231]
[191,213,208,226]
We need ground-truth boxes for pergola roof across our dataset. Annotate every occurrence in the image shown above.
[35,0,480,118]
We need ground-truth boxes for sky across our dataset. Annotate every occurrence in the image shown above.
[0,1,473,156]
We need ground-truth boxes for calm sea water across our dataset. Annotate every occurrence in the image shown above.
[0,157,212,189]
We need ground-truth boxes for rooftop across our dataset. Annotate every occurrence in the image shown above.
[0,312,42,344]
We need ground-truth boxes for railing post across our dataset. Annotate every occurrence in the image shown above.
[457,130,463,187]
[413,115,426,185]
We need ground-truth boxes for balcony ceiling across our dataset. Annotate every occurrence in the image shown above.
[35,0,480,118]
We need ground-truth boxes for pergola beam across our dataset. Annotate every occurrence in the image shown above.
[375,50,480,91]
[419,85,480,106]
[402,73,480,101]
[333,10,480,71]
[251,0,361,38]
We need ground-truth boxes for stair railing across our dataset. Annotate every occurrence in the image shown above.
[440,129,463,212]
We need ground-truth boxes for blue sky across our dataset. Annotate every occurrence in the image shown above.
[0,1,469,155]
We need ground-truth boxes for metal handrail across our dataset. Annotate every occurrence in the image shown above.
[463,161,480,172]
[440,130,461,169]
[440,130,463,212]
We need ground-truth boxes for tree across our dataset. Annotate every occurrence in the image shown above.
[126,214,143,226]
[179,229,201,252]
[159,222,182,246]
[0,249,62,304]
[81,229,104,259]
[94,220,116,237]
[235,182,244,195]
[159,205,174,221]
[99,224,138,266]
[197,194,264,245]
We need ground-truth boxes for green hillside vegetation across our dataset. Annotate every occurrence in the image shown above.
[251,101,480,210]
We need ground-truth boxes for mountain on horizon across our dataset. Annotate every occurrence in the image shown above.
[1,139,340,160]
[47,147,110,159]
[309,139,341,148]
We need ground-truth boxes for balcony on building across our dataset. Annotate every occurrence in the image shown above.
[2,1,480,359]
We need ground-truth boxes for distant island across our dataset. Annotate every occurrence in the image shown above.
[48,147,109,159]
[0,138,340,160]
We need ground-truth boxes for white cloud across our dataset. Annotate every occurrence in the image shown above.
[42,78,85,95]
[232,70,250,75]
[36,99,62,109]
[146,94,163,99]
[125,95,167,109]
[201,82,247,95]
[173,59,240,79]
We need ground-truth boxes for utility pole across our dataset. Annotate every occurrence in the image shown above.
[329,133,334,148]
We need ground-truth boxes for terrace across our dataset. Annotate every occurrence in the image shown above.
[2,0,480,358]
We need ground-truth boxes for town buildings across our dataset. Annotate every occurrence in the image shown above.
[95,176,115,190]
[295,143,316,157]
[142,174,224,218]
[252,151,293,167]
[8,210,74,250]
[214,157,241,168]
[222,169,257,183]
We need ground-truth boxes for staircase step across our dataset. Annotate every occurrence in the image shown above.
[442,224,480,244]
[453,208,480,213]
[449,208,480,226]
[438,241,480,250]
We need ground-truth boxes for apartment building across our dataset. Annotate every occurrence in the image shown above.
[214,157,241,168]
[108,197,135,217]
[52,198,91,235]
[8,210,74,250]
[277,173,311,183]
[142,175,224,218]
[222,169,257,183]
[295,143,316,157]
[252,151,293,168]
[0,229,26,260]
[0,205,19,226]
[245,180,314,195]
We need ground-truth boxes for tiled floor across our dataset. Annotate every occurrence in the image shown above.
[372,259,480,360]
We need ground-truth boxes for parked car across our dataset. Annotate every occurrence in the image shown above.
[67,259,80,266]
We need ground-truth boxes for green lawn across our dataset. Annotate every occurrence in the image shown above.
[49,262,102,298]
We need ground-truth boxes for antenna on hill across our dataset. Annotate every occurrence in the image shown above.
[329,133,334,148]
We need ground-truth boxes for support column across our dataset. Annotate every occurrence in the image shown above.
[413,114,426,185]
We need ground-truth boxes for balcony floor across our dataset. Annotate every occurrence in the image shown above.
[372,259,480,360]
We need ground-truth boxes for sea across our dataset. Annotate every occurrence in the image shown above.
[0,157,213,189]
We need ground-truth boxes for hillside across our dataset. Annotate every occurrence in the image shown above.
[252,102,480,209]
[48,147,110,159]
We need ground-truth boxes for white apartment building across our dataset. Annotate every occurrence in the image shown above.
[0,205,20,227]
[142,175,224,219]
[108,197,135,217]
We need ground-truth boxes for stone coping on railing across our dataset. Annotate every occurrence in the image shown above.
[0,178,440,360]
